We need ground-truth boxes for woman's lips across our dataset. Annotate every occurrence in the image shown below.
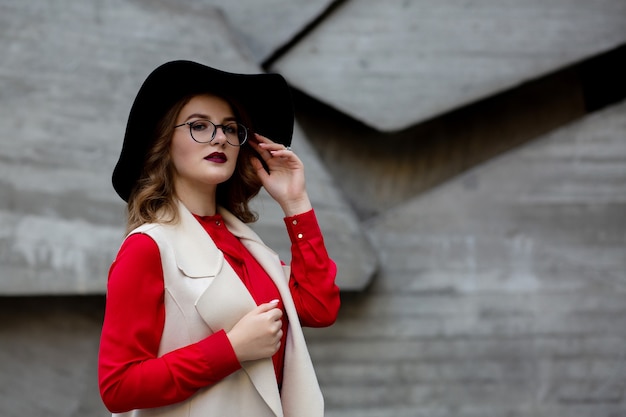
[204,152,227,163]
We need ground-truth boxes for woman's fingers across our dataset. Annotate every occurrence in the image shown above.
[226,300,284,362]
[252,133,291,158]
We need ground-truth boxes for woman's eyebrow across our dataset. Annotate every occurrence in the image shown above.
[183,113,237,123]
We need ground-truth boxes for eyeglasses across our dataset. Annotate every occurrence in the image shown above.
[174,119,248,146]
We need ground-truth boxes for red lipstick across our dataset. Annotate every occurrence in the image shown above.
[204,152,227,163]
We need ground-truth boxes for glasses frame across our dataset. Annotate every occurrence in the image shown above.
[174,119,248,146]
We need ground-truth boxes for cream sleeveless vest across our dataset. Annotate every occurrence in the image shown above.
[112,201,324,417]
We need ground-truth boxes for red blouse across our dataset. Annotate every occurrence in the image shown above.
[98,209,340,413]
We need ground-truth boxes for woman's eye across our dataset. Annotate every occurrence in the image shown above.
[191,121,209,131]
[223,124,237,134]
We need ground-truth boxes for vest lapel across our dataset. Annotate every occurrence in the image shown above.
[166,200,223,278]
[195,270,283,417]
[219,208,324,417]
[170,201,282,416]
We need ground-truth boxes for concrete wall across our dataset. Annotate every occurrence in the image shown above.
[0,297,106,416]
[307,100,626,416]
[293,66,587,219]
[272,0,626,130]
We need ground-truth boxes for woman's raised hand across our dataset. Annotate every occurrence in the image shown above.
[250,133,312,216]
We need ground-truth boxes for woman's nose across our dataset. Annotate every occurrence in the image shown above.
[211,127,227,145]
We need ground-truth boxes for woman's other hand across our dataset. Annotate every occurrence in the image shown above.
[226,300,283,363]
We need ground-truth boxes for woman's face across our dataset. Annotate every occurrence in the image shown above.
[170,94,241,197]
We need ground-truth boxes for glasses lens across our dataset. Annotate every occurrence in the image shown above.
[189,120,215,143]
[223,123,248,146]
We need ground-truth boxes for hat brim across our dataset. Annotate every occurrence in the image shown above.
[112,60,294,202]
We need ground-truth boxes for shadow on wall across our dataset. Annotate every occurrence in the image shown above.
[291,44,626,220]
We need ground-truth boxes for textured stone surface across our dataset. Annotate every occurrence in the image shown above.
[272,0,626,131]
[0,297,107,417]
[0,0,375,294]
[191,0,335,62]
[304,100,626,416]
[293,67,586,219]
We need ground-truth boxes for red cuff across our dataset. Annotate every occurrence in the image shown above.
[196,330,242,379]
[284,209,323,243]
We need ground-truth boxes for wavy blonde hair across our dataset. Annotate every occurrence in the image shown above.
[125,93,263,233]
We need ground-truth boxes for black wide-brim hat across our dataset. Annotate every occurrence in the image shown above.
[112,60,294,202]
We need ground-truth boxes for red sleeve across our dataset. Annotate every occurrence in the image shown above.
[98,233,241,413]
[284,210,341,327]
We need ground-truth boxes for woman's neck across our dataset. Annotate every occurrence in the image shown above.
[174,181,218,217]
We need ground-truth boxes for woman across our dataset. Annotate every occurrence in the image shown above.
[98,60,340,417]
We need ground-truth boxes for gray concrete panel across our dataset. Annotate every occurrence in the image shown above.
[271,0,626,131]
[294,67,586,219]
[0,0,374,294]
[0,297,107,417]
[304,101,626,415]
[190,0,335,62]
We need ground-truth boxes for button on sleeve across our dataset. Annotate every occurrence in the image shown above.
[284,210,322,243]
